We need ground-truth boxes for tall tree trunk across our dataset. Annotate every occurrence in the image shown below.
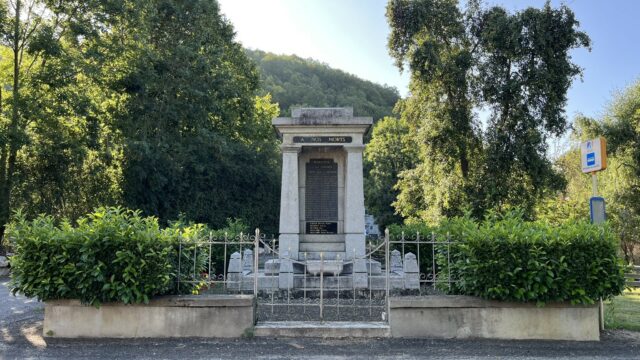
[0,86,6,254]
[460,150,469,179]
[0,0,21,250]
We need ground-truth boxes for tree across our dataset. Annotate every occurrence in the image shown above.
[474,4,589,215]
[0,0,283,248]
[364,116,418,229]
[0,0,122,251]
[383,0,589,223]
[107,1,280,231]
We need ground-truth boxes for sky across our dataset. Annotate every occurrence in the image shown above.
[218,0,640,125]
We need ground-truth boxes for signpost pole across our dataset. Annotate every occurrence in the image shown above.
[587,173,606,331]
[592,172,604,331]
[581,137,608,331]
[597,171,605,332]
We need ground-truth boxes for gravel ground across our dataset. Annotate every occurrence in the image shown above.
[2,276,640,360]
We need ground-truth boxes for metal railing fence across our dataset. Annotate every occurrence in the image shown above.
[174,229,459,322]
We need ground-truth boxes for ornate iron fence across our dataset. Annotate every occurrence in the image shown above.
[174,229,458,322]
[388,231,458,296]
[174,230,262,295]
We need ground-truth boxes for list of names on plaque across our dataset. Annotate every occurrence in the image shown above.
[306,222,338,235]
[305,159,338,234]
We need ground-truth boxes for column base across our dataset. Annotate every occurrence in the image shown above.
[278,234,300,260]
[344,233,365,259]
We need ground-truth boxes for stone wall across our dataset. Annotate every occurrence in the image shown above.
[43,294,601,340]
[390,296,599,341]
[44,295,255,338]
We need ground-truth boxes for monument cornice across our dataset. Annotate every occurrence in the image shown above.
[272,117,373,126]
[343,145,366,153]
[280,145,302,153]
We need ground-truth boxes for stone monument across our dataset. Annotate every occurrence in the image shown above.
[228,107,417,290]
[272,107,372,262]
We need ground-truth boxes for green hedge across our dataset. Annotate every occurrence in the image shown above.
[6,207,211,306]
[8,206,625,306]
[391,212,626,304]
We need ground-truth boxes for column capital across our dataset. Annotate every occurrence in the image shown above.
[280,145,302,153]
[343,145,365,153]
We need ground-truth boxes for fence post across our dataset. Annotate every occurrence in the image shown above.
[385,228,390,323]
[320,252,324,322]
[177,235,182,292]
[254,228,260,295]
[208,232,212,290]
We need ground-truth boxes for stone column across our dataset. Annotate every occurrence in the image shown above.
[278,145,302,260]
[343,145,366,259]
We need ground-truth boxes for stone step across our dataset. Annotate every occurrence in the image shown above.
[300,243,345,252]
[300,234,345,243]
[290,274,388,290]
[254,321,390,338]
[300,252,346,260]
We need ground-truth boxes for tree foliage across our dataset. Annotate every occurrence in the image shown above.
[0,0,285,245]
[0,0,124,248]
[380,0,589,223]
[364,116,418,229]
[106,1,281,231]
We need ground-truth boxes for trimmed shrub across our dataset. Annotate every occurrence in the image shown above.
[389,211,626,304]
[6,207,252,305]
[6,207,206,306]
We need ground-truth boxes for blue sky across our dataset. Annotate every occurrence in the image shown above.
[218,0,640,124]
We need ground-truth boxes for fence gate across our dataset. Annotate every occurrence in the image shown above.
[253,234,390,323]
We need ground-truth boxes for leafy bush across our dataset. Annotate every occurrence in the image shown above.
[390,211,626,304]
[7,208,173,305]
[6,207,225,305]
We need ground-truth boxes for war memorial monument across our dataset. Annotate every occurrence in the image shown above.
[273,107,370,262]
[225,107,419,290]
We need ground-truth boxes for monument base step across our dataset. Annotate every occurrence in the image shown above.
[301,234,344,243]
[299,242,346,252]
[301,252,346,260]
[254,321,390,338]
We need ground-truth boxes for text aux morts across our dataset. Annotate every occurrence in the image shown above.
[293,136,352,143]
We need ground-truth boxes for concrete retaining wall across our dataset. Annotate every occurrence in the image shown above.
[44,295,255,338]
[390,296,599,341]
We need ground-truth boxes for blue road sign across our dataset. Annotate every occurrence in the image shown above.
[586,152,596,167]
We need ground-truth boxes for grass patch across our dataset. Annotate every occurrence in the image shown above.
[605,288,640,331]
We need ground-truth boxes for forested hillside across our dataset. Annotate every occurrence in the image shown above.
[246,49,400,121]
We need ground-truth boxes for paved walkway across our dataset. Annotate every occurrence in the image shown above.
[1,277,640,359]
